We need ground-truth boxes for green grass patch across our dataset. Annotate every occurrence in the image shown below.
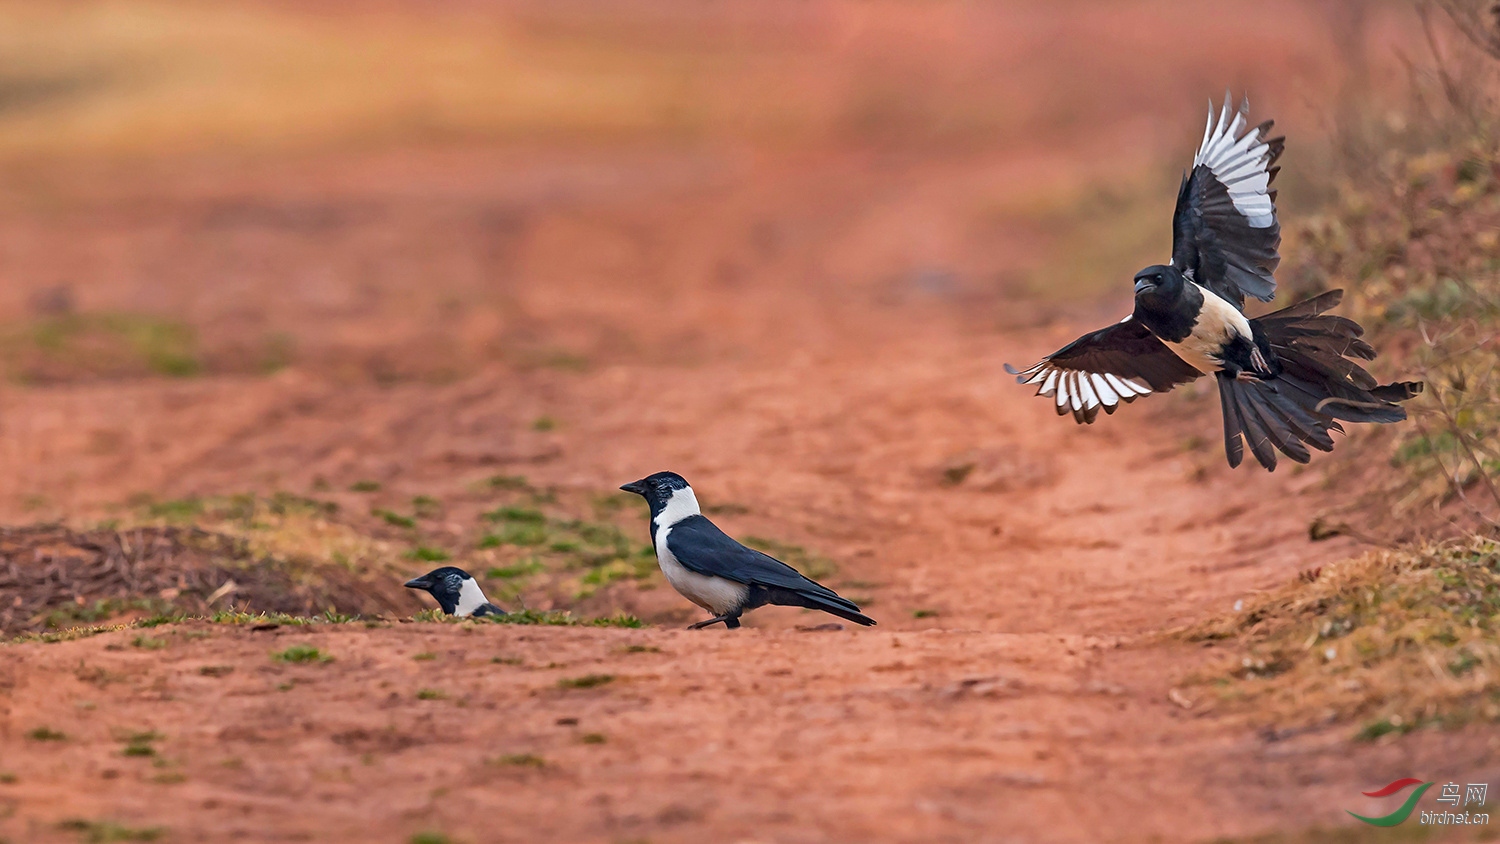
[411,496,442,518]
[415,688,446,700]
[489,753,545,768]
[3,312,200,383]
[589,613,644,629]
[349,480,381,492]
[119,729,161,757]
[208,610,316,626]
[479,523,547,547]
[57,819,166,843]
[486,560,544,579]
[27,726,65,741]
[483,506,547,524]
[372,509,416,528]
[271,644,331,664]
[405,546,450,562]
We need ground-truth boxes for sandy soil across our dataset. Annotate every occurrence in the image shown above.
[1,2,1489,842]
[0,143,1462,842]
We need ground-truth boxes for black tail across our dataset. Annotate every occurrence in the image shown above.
[763,585,876,626]
[802,597,878,627]
[1219,290,1423,470]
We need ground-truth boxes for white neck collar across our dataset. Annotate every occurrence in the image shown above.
[654,486,701,530]
[454,577,490,617]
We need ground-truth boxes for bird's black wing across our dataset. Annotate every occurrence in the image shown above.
[1171,95,1284,311]
[1004,317,1203,423]
[665,516,863,614]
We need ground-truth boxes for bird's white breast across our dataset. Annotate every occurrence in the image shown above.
[1163,283,1253,375]
[654,523,749,616]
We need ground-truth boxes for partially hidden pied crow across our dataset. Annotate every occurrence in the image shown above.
[619,472,875,629]
[404,566,507,618]
[1005,94,1422,470]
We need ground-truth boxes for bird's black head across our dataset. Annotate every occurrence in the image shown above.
[1128,265,1176,298]
[619,471,692,515]
[404,566,477,616]
[1132,264,1183,303]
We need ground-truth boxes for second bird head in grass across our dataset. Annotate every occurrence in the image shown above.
[404,566,506,618]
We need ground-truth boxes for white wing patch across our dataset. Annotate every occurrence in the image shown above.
[1194,96,1276,229]
[1009,345,1152,425]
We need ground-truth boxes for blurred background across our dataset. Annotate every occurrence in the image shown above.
[0,0,1489,628]
[0,0,1419,386]
[8,4,1500,842]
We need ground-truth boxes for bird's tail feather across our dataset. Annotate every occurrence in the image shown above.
[773,586,876,626]
[1219,289,1424,470]
[804,596,877,627]
[1218,374,1320,471]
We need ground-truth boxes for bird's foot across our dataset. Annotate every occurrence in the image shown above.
[687,613,743,630]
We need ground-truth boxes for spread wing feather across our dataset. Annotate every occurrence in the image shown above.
[1004,317,1203,424]
[1172,94,1284,310]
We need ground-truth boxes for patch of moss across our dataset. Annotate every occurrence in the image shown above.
[271,644,332,664]
[56,819,165,843]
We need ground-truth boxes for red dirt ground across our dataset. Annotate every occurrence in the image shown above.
[1,2,1489,842]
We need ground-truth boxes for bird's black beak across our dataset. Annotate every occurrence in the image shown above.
[619,480,647,496]
[403,576,432,590]
[1133,279,1155,295]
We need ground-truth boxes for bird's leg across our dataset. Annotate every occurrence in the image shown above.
[687,615,732,630]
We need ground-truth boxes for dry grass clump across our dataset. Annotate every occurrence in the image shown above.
[1181,536,1500,739]
[0,522,412,635]
[1284,2,1500,531]
[133,492,395,576]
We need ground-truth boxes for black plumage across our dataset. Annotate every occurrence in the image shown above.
[1005,95,1422,470]
[664,515,873,627]
[620,472,876,629]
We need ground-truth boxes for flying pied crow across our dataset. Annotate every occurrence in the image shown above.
[619,472,875,629]
[404,566,506,618]
[1005,94,1422,470]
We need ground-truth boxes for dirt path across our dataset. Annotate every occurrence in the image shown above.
[0,7,1481,832]
[0,145,1440,841]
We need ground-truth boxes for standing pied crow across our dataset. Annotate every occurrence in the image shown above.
[404,566,507,618]
[1005,94,1422,470]
[619,472,875,629]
